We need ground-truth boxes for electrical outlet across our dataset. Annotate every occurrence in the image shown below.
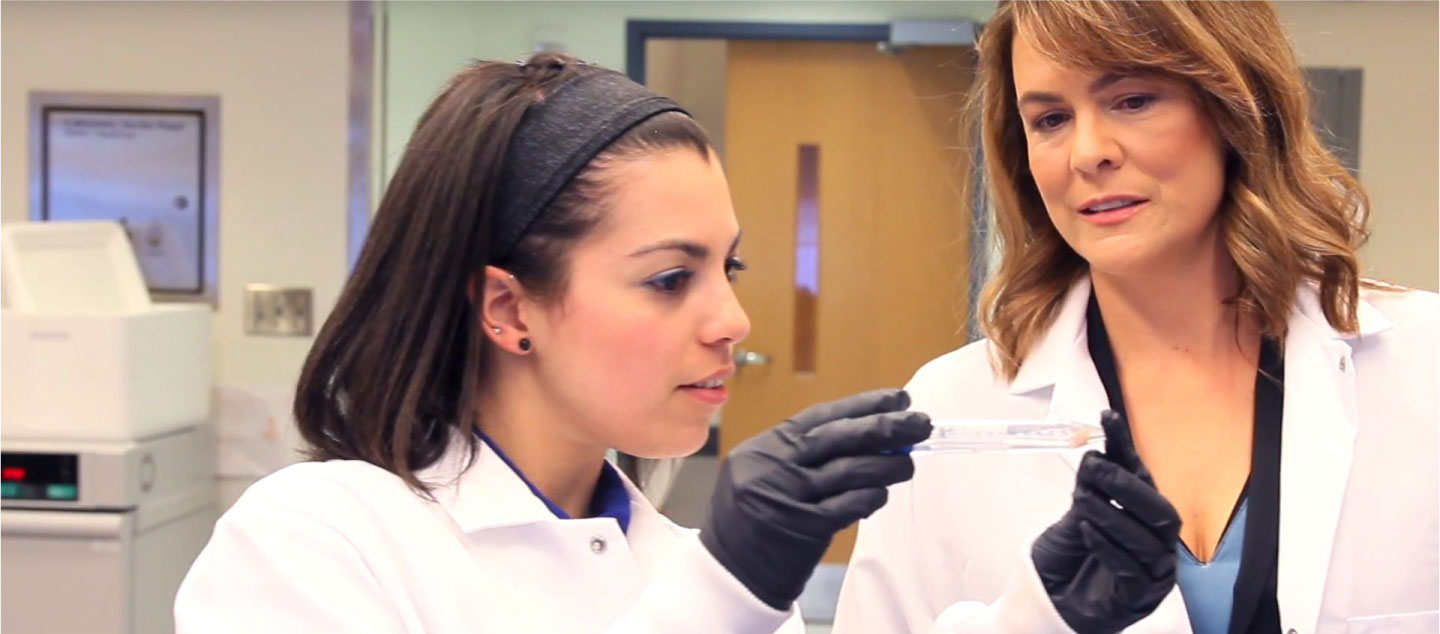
[244,284,313,336]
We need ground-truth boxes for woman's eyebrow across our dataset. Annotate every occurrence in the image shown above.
[629,239,707,259]
[630,232,743,259]
[1018,72,1130,107]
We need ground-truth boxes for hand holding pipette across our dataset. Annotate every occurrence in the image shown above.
[1029,410,1182,633]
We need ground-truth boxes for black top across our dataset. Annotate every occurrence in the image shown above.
[1085,293,1284,634]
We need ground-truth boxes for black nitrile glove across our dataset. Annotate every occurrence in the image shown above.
[1032,410,1182,634]
[699,388,932,610]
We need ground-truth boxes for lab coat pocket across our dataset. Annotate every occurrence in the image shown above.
[1345,610,1439,633]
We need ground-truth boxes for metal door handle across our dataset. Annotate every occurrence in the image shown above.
[734,348,771,366]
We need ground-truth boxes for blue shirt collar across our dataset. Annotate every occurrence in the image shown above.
[474,429,632,533]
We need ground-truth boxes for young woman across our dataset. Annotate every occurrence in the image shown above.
[834,2,1437,633]
[175,54,930,633]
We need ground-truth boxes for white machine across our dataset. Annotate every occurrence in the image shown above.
[1,221,216,634]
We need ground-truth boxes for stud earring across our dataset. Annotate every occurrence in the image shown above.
[491,327,503,335]
[518,338,532,352]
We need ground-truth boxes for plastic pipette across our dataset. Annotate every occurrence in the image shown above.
[907,419,1105,455]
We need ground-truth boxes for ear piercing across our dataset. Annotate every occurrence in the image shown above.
[519,338,532,352]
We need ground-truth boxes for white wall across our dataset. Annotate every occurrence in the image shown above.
[2,1,353,506]
[382,1,995,177]
[1278,0,1439,291]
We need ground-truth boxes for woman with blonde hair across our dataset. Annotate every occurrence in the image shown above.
[833,1,1437,633]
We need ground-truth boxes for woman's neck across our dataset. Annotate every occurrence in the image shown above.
[1089,240,1259,365]
[473,371,608,519]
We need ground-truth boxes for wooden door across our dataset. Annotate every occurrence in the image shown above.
[722,40,976,563]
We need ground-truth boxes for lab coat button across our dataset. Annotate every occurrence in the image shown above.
[1287,629,1297,634]
[589,536,607,554]
[1339,357,1347,371]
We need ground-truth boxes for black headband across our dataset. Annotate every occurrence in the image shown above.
[490,68,688,262]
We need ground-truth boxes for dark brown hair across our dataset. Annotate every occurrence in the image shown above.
[295,53,712,491]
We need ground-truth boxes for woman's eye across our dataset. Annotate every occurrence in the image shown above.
[1116,94,1156,112]
[645,269,693,294]
[1033,112,1070,131]
[725,256,748,282]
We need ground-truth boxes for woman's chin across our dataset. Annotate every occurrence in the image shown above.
[1080,243,1167,278]
[619,424,712,460]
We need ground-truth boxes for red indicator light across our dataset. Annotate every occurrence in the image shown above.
[2,467,26,481]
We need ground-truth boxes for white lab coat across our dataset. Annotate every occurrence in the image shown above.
[834,278,1439,634]
[174,435,805,633]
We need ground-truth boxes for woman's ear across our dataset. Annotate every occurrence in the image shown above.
[475,265,531,354]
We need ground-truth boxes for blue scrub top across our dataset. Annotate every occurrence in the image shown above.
[1177,499,1250,634]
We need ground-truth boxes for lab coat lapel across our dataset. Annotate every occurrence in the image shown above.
[418,434,558,532]
[417,435,663,627]
[1274,287,1382,634]
[614,466,695,580]
[418,433,683,561]
[1008,277,1110,472]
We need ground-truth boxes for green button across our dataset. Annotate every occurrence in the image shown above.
[46,484,77,500]
[1,482,17,498]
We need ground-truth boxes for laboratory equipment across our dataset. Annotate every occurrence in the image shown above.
[2,429,215,634]
[1,221,210,441]
[1,220,215,634]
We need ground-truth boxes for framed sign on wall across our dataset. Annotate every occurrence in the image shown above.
[29,92,220,305]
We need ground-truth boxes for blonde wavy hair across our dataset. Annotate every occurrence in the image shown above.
[971,0,1371,380]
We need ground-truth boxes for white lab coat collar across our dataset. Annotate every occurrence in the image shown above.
[1007,277,1094,396]
[1296,280,1394,341]
[409,433,779,629]
[414,432,652,535]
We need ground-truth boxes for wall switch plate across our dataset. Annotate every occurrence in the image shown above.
[243,284,312,336]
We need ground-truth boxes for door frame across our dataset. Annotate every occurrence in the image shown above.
[625,19,991,342]
[626,20,890,85]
